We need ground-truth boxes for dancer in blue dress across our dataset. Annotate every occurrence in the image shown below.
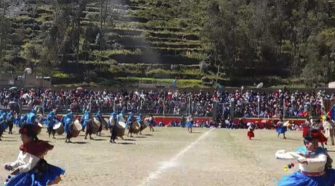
[26,109,37,125]
[137,113,146,135]
[95,111,103,136]
[4,124,65,185]
[46,110,58,139]
[186,115,194,133]
[62,111,74,143]
[81,111,90,132]
[148,114,155,132]
[84,112,94,140]
[276,118,287,139]
[109,112,118,143]
[127,112,135,137]
[0,110,7,141]
[6,111,14,135]
[276,135,335,186]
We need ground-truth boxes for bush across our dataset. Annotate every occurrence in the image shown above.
[52,71,70,79]
[146,68,203,79]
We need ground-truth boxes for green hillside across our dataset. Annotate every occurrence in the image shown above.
[0,0,209,87]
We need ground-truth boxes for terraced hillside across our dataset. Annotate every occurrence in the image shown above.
[0,0,208,87]
[82,0,205,65]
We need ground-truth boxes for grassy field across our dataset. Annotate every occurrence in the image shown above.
[1,127,334,186]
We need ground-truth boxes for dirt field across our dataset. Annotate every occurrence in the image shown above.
[1,127,335,186]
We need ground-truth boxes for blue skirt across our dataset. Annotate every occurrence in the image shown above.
[278,170,335,186]
[6,163,65,186]
[186,122,193,128]
[277,127,287,134]
[0,123,8,133]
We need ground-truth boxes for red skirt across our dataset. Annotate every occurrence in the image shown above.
[302,126,310,138]
[247,131,255,138]
[313,132,328,144]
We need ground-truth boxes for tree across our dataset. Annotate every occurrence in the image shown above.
[203,0,335,86]
[0,0,10,63]
[22,42,41,65]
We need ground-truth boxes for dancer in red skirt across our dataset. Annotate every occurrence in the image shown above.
[247,122,255,140]
[311,119,328,148]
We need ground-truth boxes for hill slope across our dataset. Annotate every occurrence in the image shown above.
[0,0,208,87]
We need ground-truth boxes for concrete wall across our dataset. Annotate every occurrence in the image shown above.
[0,73,51,88]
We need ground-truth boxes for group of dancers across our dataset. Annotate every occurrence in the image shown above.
[0,108,159,185]
[0,108,157,144]
[4,107,335,186]
[246,116,335,142]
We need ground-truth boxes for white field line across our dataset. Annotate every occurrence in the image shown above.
[139,128,215,186]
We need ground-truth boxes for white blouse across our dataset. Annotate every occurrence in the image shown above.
[298,154,327,173]
[276,150,327,173]
[6,151,40,173]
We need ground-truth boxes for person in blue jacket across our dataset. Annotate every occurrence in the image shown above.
[186,115,194,133]
[6,110,14,134]
[26,109,37,125]
[62,111,74,143]
[117,111,125,123]
[0,110,7,141]
[137,114,143,127]
[127,112,135,129]
[81,111,90,131]
[14,114,26,129]
[95,111,103,136]
[127,112,135,137]
[109,112,118,143]
[46,110,57,139]
[137,113,145,135]
[83,111,94,140]
[148,114,155,132]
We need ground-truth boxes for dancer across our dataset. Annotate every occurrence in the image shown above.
[84,112,94,140]
[323,117,335,146]
[247,122,255,140]
[127,112,135,137]
[302,117,312,138]
[181,115,186,128]
[6,110,14,135]
[95,111,103,136]
[46,110,57,139]
[276,118,287,139]
[186,115,194,133]
[276,135,335,186]
[109,112,118,143]
[311,120,328,148]
[137,113,145,135]
[148,114,155,132]
[0,110,7,141]
[62,111,74,143]
[81,110,90,132]
[26,109,37,125]
[4,124,65,185]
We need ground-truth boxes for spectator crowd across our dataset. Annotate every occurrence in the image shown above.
[0,88,332,119]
